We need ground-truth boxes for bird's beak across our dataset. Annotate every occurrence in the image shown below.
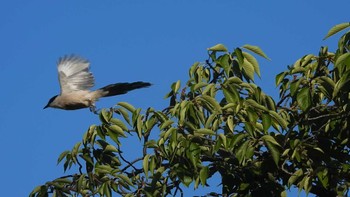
[43,105,49,109]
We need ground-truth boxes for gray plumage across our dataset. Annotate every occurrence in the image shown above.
[44,55,151,112]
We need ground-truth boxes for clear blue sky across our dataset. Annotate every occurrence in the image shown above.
[0,1,349,196]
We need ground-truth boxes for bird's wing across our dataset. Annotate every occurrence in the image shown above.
[57,55,95,94]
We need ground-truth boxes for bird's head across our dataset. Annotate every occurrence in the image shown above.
[44,95,58,109]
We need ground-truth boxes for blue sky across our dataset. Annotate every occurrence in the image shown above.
[0,1,349,196]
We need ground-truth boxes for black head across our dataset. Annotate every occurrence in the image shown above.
[44,95,58,109]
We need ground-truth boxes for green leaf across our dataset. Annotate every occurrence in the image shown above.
[199,95,222,113]
[269,110,287,129]
[162,127,176,140]
[225,77,243,84]
[143,154,151,179]
[235,48,244,65]
[262,113,272,132]
[231,133,247,147]
[242,44,270,60]
[218,133,227,149]
[297,87,311,111]
[290,78,304,96]
[245,99,268,111]
[281,190,287,197]
[160,120,174,130]
[172,80,181,93]
[117,102,136,113]
[265,96,276,111]
[275,71,287,86]
[222,86,239,103]
[303,176,311,194]
[189,62,200,77]
[288,169,303,187]
[71,142,81,158]
[199,166,209,186]
[207,43,228,52]
[108,125,126,137]
[115,108,130,125]
[182,176,193,187]
[57,150,70,164]
[300,54,314,67]
[100,109,112,124]
[110,118,128,131]
[227,115,235,133]
[150,156,156,176]
[195,128,215,135]
[136,115,143,139]
[243,51,260,77]
[261,135,280,147]
[324,22,350,40]
[261,135,281,165]
[316,76,335,99]
[105,144,118,152]
[116,174,133,186]
[242,58,255,81]
[193,82,208,91]
[335,53,350,68]
[333,72,350,98]
[317,168,329,188]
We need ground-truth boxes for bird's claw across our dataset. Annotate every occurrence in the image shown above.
[89,105,100,115]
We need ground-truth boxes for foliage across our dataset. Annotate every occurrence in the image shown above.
[31,23,350,197]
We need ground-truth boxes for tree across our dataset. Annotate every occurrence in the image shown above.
[31,23,350,197]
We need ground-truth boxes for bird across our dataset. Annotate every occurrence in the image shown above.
[44,55,151,113]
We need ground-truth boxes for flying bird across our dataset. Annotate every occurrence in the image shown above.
[44,55,151,112]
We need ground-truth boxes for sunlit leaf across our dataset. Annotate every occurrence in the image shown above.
[222,86,239,103]
[290,78,303,96]
[262,113,272,132]
[275,71,287,86]
[108,125,126,137]
[218,133,227,149]
[317,168,329,188]
[110,118,128,131]
[199,95,222,113]
[242,44,270,60]
[227,115,235,133]
[160,120,174,130]
[195,128,215,135]
[143,154,151,178]
[117,102,135,113]
[207,43,228,52]
[115,108,130,125]
[324,22,350,40]
[57,150,70,165]
[288,169,303,187]
[243,51,260,77]
[297,87,311,111]
[269,110,287,129]
[333,72,350,98]
[172,80,181,93]
[245,99,268,111]
[116,174,133,186]
[242,58,255,81]
[100,109,112,124]
[105,144,118,152]
[335,53,350,68]
[199,166,209,186]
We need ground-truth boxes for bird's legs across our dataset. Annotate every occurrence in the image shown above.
[89,104,100,114]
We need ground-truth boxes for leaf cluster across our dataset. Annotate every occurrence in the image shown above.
[31,23,350,197]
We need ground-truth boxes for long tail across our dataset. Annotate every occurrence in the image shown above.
[96,81,152,98]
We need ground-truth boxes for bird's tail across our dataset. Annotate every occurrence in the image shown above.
[94,81,152,98]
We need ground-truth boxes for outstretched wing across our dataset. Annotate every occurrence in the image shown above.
[57,55,95,94]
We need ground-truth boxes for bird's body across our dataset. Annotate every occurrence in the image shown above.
[44,55,151,112]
